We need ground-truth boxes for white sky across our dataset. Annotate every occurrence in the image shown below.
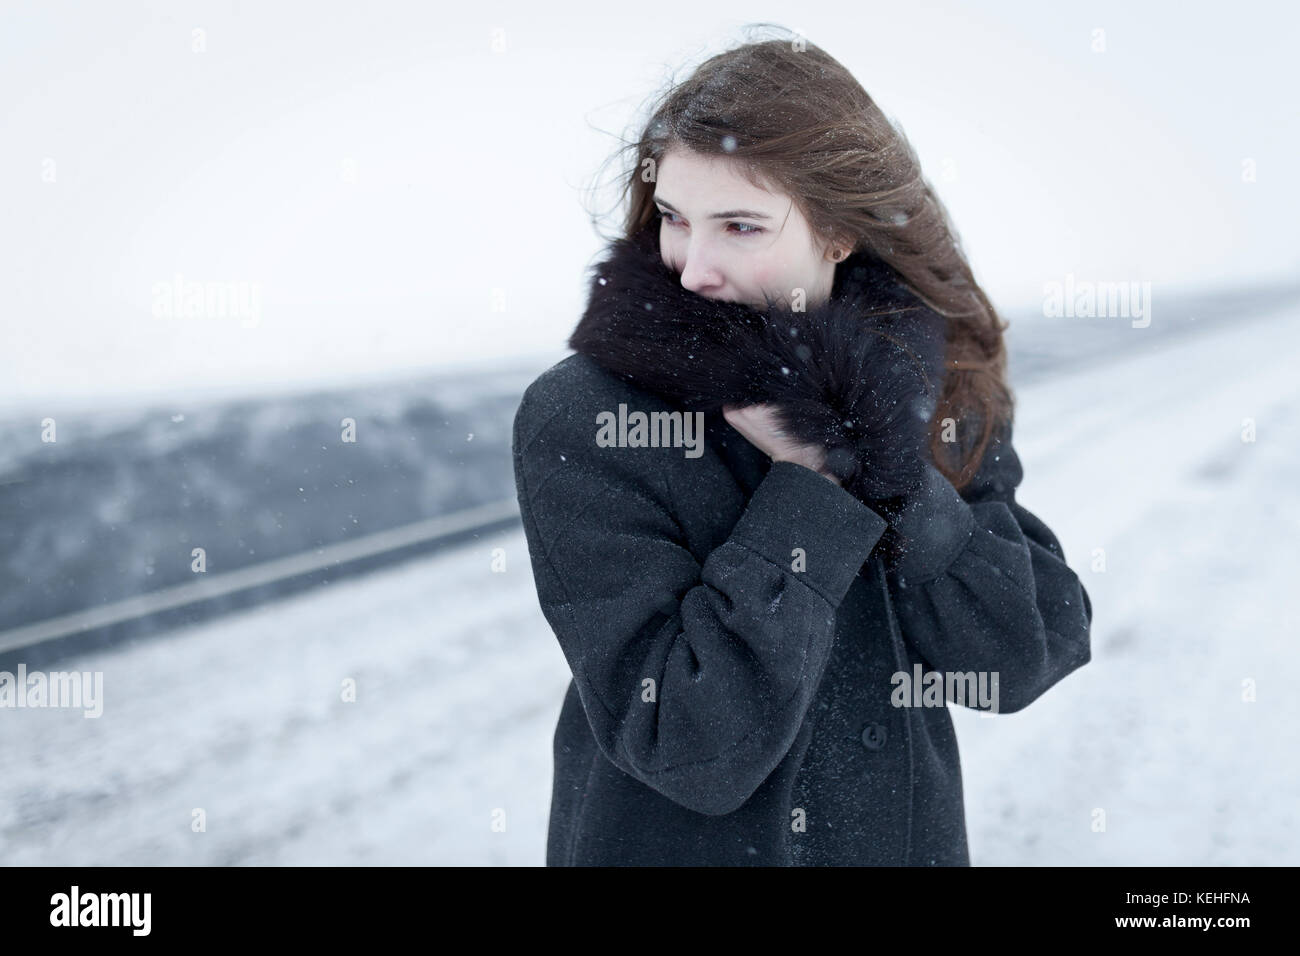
[2,0,1296,413]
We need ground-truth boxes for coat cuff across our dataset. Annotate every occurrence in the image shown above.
[727,460,888,605]
[886,461,976,586]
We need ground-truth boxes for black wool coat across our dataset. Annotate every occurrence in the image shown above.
[512,226,1093,866]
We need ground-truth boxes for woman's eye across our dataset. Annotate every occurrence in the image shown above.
[656,209,762,236]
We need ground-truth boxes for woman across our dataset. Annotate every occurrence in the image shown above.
[512,34,1092,866]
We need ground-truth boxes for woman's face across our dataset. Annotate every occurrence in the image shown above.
[654,148,841,312]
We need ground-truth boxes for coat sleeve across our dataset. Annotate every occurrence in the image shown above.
[881,421,1093,714]
[513,375,889,816]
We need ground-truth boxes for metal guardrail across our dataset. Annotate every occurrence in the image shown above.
[0,498,522,655]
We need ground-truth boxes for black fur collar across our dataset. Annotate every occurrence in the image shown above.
[567,222,949,507]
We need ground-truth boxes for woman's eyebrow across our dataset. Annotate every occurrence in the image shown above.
[654,196,772,220]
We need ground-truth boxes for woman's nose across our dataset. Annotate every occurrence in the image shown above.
[678,246,725,296]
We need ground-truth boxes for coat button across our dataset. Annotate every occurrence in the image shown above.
[861,723,887,750]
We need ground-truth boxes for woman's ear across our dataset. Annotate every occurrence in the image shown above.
[823,235,853,263]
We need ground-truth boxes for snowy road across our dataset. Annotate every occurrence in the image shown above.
[2,304,1298,866]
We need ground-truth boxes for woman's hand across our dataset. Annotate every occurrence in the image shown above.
[722,403,842,486]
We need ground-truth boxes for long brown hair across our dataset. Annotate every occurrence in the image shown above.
[586,27,1014,492]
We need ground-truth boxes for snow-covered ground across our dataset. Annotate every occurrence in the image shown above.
[1,303,1297,866]
[955,300,1300,865]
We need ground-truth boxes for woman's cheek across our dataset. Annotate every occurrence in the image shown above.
[658,226,680,271]
[755,270,789,308]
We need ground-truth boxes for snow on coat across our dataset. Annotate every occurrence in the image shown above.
[511,224,1093,865]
